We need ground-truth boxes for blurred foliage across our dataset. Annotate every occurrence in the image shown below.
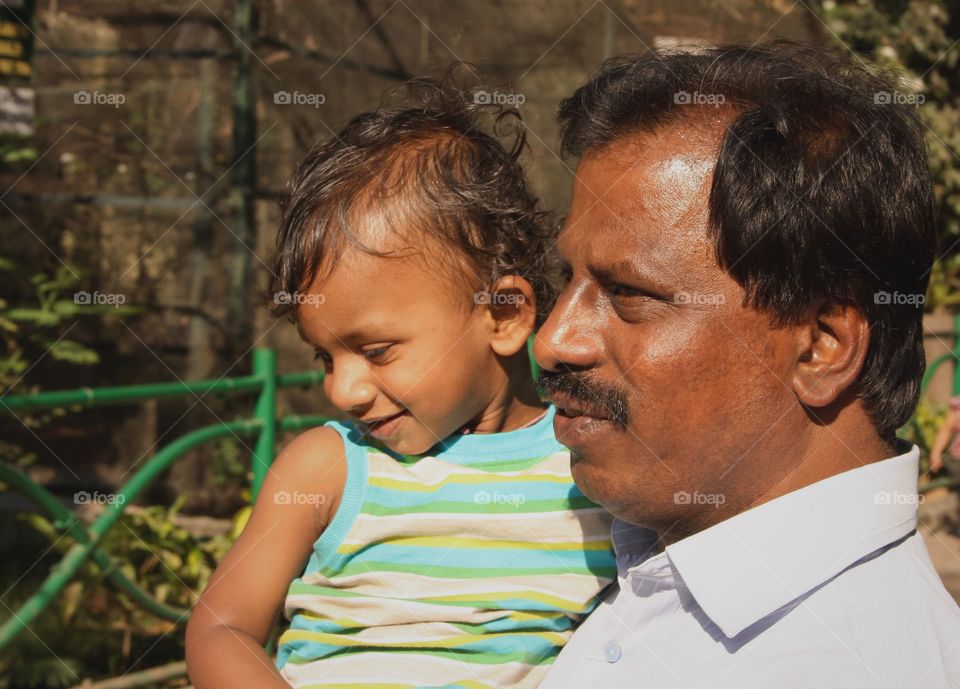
[1,262,98,383]
[0,260,141,392]
[0,497,245,689]
[818,0,960,307]
[0,259,140,468]
[209,436,247,488]
[0,133,37,166]
[899,397,947,474]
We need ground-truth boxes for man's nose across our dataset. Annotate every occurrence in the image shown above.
[533,283,600,372]
[325,359,377,414]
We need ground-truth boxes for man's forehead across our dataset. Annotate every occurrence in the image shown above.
[577,129,716,200]
[559,135,717,264]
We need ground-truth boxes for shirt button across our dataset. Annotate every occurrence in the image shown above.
[604,641,622,663]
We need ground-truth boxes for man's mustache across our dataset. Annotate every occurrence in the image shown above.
[536,369,630,427]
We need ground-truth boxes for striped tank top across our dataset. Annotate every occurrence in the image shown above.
[275,405,616,688]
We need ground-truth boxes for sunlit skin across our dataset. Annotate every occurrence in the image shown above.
[295,215,544,456]
[533,126,893,543]
[186,207,545,689]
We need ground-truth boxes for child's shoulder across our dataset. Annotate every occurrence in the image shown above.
[269,424,348,529]
[276,423,347,465]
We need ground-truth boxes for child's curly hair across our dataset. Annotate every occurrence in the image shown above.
[268,72,558,327]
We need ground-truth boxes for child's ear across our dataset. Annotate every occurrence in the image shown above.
[482,275,537,357]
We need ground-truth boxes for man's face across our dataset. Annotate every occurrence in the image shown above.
[533,128,804,538]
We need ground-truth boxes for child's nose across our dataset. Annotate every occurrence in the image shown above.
[326,363,377,414]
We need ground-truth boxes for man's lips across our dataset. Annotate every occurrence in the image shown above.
[549,394,615,446]
[548,393,610,421]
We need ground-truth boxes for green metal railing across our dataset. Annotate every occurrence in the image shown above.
[920,313,960,400]
[0,347,328,652]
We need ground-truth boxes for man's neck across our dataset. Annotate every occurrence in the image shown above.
[745,414,896,516]
[659,410,897,547]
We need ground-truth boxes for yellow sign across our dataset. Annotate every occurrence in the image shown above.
[0,1,33,82]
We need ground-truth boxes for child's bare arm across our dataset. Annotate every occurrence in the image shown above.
[185,426,347,689]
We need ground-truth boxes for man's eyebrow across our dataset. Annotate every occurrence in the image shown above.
[611,259,644,277]
[595,259,672,290]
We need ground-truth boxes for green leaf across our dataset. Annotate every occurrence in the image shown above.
[41,339,100,366]
[5,308,60,326]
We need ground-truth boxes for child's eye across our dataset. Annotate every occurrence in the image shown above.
[313,350,333,369]
[363,345,393,363]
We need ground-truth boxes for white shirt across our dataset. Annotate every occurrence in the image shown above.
[540,445,960,689]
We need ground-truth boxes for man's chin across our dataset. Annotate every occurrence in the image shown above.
[570,450,672,525]
[570,453,611,506]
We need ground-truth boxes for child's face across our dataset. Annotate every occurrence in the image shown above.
[296,245,505,455]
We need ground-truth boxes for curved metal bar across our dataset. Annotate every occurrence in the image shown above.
[0,420,260,650]
[0,412,331,651]
[0,463,190,622]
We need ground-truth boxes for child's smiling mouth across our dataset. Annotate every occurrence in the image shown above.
[358,411,407,439]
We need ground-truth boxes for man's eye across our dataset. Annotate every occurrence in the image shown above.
[608,282,646,298]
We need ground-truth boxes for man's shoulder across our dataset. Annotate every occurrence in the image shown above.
[794,530,960,681]
[713,530,960,684]
[699,531,960,687]
[832,530,960,620]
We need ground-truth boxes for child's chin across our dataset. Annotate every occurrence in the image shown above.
[380,432,436,457]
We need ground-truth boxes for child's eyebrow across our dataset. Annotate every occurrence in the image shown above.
[294,318,318,348]
[295,318,395,350]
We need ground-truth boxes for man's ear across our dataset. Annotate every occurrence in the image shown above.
[791,303,870,409]
[482,275,537,357]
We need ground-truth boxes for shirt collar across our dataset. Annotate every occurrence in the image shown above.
[662,443,920,639]
[609,518,663,579]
